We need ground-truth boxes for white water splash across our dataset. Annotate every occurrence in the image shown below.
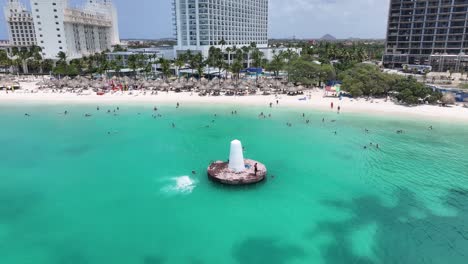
[160,176,197,195]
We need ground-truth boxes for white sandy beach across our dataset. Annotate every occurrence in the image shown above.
[1,80,468,123]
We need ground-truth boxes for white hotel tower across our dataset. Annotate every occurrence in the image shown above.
[172,0,269,57]
[30,0,120,59]
[3,0,37,49]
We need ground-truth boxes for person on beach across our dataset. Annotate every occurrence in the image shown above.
[276,100,279,105]
[254,163,258,176]
[338,106,341,114]
[331,102,334,109]
[270,102,273,108]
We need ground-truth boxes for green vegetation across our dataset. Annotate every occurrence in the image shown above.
[339,64,442,105]
[2,40,438,106]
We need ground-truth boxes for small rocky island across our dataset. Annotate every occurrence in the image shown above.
[208,140,267,185]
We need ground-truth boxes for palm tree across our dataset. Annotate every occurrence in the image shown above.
[241,46,251,68]
[251,47,264,84]
[57,51,67,63]
[159,58,171,80]
[0,50,12,72]
[127,54,138,78]
[218,38,226,50]
[114,55,123,76]
[230,49,244,85]
[41,59,54,74]
[174,55,185,79]
[196,58,205,79]
[226,47,232,65]
[281,49,299,82]
[12,47,34,74]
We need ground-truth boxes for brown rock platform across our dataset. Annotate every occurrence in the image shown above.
[207,159,267,185]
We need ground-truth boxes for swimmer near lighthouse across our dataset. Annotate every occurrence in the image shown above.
[207,140,267,185]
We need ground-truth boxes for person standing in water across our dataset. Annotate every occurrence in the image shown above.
[337,106,341,114]
[254,163,258,176]
[331,102,334,109]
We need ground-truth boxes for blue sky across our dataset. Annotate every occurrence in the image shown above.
[0,0,390,40]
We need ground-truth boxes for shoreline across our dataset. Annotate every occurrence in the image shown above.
[1,86,468,124]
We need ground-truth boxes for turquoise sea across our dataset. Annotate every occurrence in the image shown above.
[0,103,467,264]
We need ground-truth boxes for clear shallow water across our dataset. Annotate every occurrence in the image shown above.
[0,103,467,264]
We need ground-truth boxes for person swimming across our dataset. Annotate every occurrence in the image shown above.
[64,110,68,115]
[97,106,100,111]
[172,123,176,128]
[24,113,30,117]
[176,102,180,108]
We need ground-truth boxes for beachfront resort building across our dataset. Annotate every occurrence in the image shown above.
[172,0,269,58]
[384,0,468,72]
[29,0,120,60]
[3,0,37,50]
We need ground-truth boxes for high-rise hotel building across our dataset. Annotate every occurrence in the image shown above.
[172,0,269,57]
[3,0,37,49]
[3,0,120,60]
[384,0,468,72]
[30,0,120,59]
